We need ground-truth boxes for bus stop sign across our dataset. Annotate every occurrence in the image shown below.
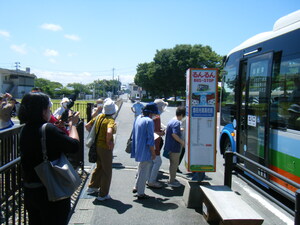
[185,68,218,172]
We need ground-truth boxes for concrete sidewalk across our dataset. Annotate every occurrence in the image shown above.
[68,100,208,225]
[68,165,208,225]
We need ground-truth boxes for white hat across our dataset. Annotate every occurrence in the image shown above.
[61,97,69,104]
[154,99,168,114]
[102,98,118,115]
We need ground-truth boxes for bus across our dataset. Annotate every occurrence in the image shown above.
[219,9,300,196]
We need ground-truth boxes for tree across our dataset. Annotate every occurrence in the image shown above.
[34,78,63,97]
[67,83,90,95]
[134,44,223,99]
[135,62,157,98]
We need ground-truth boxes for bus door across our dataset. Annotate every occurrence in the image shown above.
[239,52,273,178]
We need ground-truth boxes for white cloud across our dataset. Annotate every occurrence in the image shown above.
[64,34,80,41]
[44,49,59,57]
[10,44,27,54]
[0,30,10,38]
[40,23,63,31]
[32,70,96,85]
[31,69,135,86]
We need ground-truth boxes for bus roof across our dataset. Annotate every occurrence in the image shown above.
[228,10,300,56]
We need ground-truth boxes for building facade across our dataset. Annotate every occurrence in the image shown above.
[0,68,36,98]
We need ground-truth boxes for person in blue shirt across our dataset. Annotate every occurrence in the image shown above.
[131,98,144,119]
[131,102,158,199]
[164,106,186,187]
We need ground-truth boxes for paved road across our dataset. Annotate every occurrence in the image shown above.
[71,98,294,225]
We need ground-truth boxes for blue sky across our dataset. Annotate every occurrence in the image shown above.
[0,1,299,86]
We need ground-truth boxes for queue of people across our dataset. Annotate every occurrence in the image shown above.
[3,92,189,224]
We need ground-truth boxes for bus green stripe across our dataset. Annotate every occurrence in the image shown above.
[270,149,300,177]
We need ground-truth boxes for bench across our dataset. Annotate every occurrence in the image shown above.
[200,185,264,225]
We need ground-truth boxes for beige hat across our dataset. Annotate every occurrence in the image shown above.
[102,98,118,115]
[154,99,168,114]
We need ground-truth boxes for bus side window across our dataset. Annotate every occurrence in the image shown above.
[271,55,300,131]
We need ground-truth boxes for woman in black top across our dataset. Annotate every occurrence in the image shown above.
[19,92,80,225]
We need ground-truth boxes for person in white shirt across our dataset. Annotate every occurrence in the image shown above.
[131,98,144,119]
[53,97,69,120]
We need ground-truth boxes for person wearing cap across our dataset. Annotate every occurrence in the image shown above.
[131,98,144,119]
[0,93,15,130]
[85,98,118,201]
[91,98,104,119]
[163,106,186,187]
[147,99,168,188]
[131,102,158,199]
[53,97,70,120]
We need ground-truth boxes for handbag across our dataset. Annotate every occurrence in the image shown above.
[125,130,133,154]
[88,116,105,163]
[34,123,82,202]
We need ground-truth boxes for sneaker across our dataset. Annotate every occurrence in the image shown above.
[86,187,99,193]
[147,182,163,188]
[132,188,137,193]
[96,194,111,201]
[168,181,181,188]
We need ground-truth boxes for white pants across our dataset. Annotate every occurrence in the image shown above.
[134,161,152,195]
[148,156,162,183]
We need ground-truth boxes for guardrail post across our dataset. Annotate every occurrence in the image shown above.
[86,103,93,123]
[224,151,233,188]
[295,189,300,225]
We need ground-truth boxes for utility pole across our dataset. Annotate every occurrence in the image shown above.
[15,62,20,71]
[112,68,115,97]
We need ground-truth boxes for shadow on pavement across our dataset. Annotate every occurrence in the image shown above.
[147,185,184,197]
[133,196,179,211]
[93,198,133,214]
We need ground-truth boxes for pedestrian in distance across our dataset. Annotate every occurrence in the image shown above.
[147,99,168,188]
[85,98,118,201]
[131,102,158,199]
[19,92,80,225]
[163,106,186,187]
[131,97,144,119]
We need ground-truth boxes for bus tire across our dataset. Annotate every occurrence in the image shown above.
[221,137,232,155]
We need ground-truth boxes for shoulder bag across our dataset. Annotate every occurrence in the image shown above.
[34,123,81,202]
[88,116,105,163]
[125,130,132,154]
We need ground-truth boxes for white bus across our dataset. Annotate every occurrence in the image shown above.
[219,10,300,197]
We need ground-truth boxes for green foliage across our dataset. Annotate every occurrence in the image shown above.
[35,78,63,98]
[134,44,223,98]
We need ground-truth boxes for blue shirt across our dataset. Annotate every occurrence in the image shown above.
[164,118,181,153]
[131,115,155,162]
[132,102,144,116]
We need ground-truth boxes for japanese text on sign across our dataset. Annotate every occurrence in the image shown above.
[192,106,214,117]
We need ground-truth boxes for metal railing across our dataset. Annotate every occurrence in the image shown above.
[52,102,91,121]
[224,151,300,225]
[0,120,85,224]
[0,125,26,224]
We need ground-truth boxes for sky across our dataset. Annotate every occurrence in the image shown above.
[0,1,299,86]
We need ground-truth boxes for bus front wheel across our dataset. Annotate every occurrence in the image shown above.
[222,137,232,155]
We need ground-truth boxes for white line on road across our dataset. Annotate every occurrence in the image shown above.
[234,180,293,225]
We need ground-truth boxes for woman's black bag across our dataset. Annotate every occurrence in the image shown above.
[125,130,133,154]
[88,117,104,163]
